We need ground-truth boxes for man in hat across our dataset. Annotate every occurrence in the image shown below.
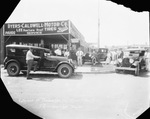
[26,47,41,79]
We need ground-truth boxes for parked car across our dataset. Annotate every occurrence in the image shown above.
[82,53,93,64]
[115,48,147,76]
[82,48,108,65]
[4,44,75,78]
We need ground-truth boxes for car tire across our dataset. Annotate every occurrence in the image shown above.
[57,64,73,78]
[92,57,96,65]
[115,69,119,73]
[135,64,139,76]
[82,59,85,65]
[7,62,20,76]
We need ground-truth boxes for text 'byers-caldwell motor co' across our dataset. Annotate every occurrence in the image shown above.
[4,21,68,35]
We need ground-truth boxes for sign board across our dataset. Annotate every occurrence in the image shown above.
[4,20,69,36]
[71,39,79,43]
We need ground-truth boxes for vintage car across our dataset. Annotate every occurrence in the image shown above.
[82,53,93,64]
[3,44,75,78]
[82,48,108,65]
[115,48,147,76]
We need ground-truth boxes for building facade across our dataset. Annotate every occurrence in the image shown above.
[1,20,88,64]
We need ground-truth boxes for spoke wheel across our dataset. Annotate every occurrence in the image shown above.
[7,62,20,76]
[57,64,72,78]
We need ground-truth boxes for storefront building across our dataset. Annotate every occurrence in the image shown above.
[1,20,88,64]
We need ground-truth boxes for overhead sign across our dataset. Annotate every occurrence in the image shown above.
[4,20,69,36]
[71,39,79,43]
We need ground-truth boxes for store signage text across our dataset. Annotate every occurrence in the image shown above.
[4,21,69,35]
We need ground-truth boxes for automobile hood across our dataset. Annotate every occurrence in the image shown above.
[46,56,68,61]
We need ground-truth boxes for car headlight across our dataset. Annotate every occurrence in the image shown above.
[129,59,134,64]
[118,58,122,63]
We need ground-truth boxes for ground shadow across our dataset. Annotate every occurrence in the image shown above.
[16,72,83,82]
[138,71,150,78]
[115,70,150,78]
[84,62,104,67]
[30,73,58,82]
[91,64,103,67]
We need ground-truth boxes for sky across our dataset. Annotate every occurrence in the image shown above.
[6,0,149,47]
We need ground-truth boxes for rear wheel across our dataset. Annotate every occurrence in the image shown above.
[82,59,85,65]
[7,62,20,76]
[92,57,96,65]
[57,64,73,78]
[135,64,139,76]
[115,69,120,73]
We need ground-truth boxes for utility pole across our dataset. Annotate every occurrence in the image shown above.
[149,12,150,47]
[98,0,100,48]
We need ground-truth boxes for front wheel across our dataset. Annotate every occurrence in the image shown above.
[7,62,20,76]
[115,69,120,73]
[92,57,96,65]
[135,64,139,76]
[57,64,73,78]
[82,59,85,65]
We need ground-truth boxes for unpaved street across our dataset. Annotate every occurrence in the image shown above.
[1,67,150,119]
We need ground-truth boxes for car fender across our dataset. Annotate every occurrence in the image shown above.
[55,61,74,71]
[4,59,20,69]
[132,61,140,66]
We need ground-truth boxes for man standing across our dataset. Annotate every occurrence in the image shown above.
[69,46,77,66]
[76,47,84,66]
[54,47,62,56]
[64,49,70,58]
[26,47,40,79]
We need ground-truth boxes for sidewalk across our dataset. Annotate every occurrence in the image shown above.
[75,64,115,73]
[1,63,115,74]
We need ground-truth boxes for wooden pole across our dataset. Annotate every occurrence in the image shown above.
[98,0,100,48]
[149,12,150,47]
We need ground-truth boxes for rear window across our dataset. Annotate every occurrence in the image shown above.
[98,49,107,53]
[7,48,28,56]
[130,50,140,54]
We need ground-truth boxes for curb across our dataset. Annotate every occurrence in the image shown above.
[74,65,115,74]
[74,71,115,74]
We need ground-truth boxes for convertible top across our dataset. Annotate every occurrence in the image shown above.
[124,48,146,52]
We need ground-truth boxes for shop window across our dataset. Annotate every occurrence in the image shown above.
[64,45,67,49]
[34,43,38,47]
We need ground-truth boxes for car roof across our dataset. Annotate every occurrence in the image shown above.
[6,44,50,51]
[124,48,146,52]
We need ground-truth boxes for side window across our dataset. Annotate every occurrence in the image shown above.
[15,49,27,56]
[22,49,28,56]
[10,48,16,52]
[32,49,41,56]
[7,48,16,56]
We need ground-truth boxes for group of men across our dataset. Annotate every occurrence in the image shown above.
[54,47,84,66]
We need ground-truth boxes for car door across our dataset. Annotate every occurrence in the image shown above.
[39,50,58,70]
[15,48,28,69]
[44,57,57,67]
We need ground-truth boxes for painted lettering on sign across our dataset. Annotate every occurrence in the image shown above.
[4,21,69,36]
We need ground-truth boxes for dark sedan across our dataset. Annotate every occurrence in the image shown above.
[4,44,75,78]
